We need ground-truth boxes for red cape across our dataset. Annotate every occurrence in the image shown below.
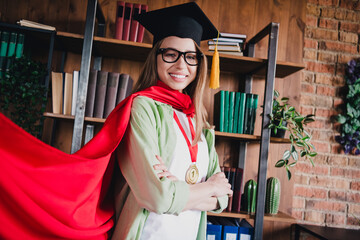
[0,82,194,239]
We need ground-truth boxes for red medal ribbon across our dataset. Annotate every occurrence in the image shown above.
[173,111,198,163]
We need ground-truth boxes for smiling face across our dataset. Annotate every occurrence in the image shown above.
[157,36,198,92]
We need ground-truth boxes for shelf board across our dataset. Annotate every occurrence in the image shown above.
[55,31,304,78]
[215,131,291,143]
[207,210,296,223]
[43,112,106,123]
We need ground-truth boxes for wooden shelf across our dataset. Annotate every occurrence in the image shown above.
[55,31,304,78]
[43,112,106,123]
[207,211,296,224]
[215,131,291,143]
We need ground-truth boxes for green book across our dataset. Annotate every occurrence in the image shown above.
[228,91,235,133]
[237,92,246,134]
[249,94,258,135]
[15,33,25,58]
[243,93,254,134]
[214,90,225,132]
[233,92,241,133]
[5,32,18,75]
[0,31,10,77]
[224,91,230,132]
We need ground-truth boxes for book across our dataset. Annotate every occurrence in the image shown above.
[208,44,241,52]
[85,69,98,117]
[63,72,73,115]
[224,91,230,132]
[136,4,148,43]
[206,223,222,240]
[103,72,120,118]
[116,73,133,104]
[227,167,236,212]
[17,19,56,31]
[93,71,109,119]
[115,1,125,40]
[237,93,246,134]
[122,2,133,41]
[232,168,244,213]
[213,37,244,43]
[220,32,247,39]
[71,71,79,116]
[0,31,10,77]
[51,72,63,114]
[228,92,235,133]
[15,33,25,58]
[213,90,225,132]
[5,32,17,75]
[216,51,244,57]
[249,94,258,135]
[222,225,238,240]
[243,93,253,134]
[129,3,141,42]
[208,40,239,46]
[233,92,240,133]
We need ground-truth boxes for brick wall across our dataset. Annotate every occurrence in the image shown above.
[292,0,360,229]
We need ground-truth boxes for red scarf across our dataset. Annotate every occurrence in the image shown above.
[0,81,194,239]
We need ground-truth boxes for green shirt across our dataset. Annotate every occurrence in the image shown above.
[112,96,228,240]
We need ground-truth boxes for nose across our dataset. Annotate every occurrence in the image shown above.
[174,54,187,68]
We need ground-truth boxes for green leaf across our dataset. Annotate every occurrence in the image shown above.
[308,152,317,157]
[281,97,289,102]
[283,150,291,160]
[275,159,286,167]
[286,169,292,180]
[291,150,298,161]
[300,150,307,157]
[289,161,297,167]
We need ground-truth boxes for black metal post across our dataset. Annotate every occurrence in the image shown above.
[253,22,279,240]
[71,0,97,153]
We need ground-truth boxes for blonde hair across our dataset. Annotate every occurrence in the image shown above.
[133,39,209,144]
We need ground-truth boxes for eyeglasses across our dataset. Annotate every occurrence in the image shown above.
[157,48,202,66]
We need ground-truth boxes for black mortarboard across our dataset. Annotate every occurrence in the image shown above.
[134,2,218,45]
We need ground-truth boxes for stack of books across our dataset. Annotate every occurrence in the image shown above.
[0,31,25,78]
[115,1,148,42]
[208,32,246,56]
[51,71,133,119]
[207,217,254,240]
[221,167,244,213]
[214,90,258,135]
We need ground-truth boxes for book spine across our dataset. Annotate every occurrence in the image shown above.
[103,72,120,118]
[122,3,133,41]
[71,71,79,116]
[63,72,73,115]
[243,93,253,134]
[136,4,148,43]
[233,92,240,133]
[15,33,25,58]
[0,31,10,77]
[237,92,246,134]
[4,32,17,76]
[116,73,133,104]
[85,69,98,117]
[129,3,141,42]
[115,1,125,40]
[213,91,225,132]
[232,168,244,213]
[227,167,236,212]
[51,72,63,114]
[224,91,230,132]
[249,94,258,135]
[228,91,235,133]
[93,71,109,119]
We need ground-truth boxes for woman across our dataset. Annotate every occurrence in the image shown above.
[111,2,232,239]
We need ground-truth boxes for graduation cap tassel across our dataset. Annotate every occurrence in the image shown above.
[209,31,220,89]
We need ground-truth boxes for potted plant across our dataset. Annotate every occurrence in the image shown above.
[0,56,47,138]
[267,90,317,180]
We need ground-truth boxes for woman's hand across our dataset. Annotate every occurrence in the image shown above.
[153,155,178,181]
[206,172,233,198]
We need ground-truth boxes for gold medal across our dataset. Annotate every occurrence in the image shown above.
[185,164,199,184]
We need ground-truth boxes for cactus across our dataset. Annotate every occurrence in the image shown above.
[265,177,281,214]
[244,179,257,214]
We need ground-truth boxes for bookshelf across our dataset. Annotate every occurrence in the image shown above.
[42,0,304,239]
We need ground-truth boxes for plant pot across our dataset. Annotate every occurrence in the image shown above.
[270,120,287,138]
